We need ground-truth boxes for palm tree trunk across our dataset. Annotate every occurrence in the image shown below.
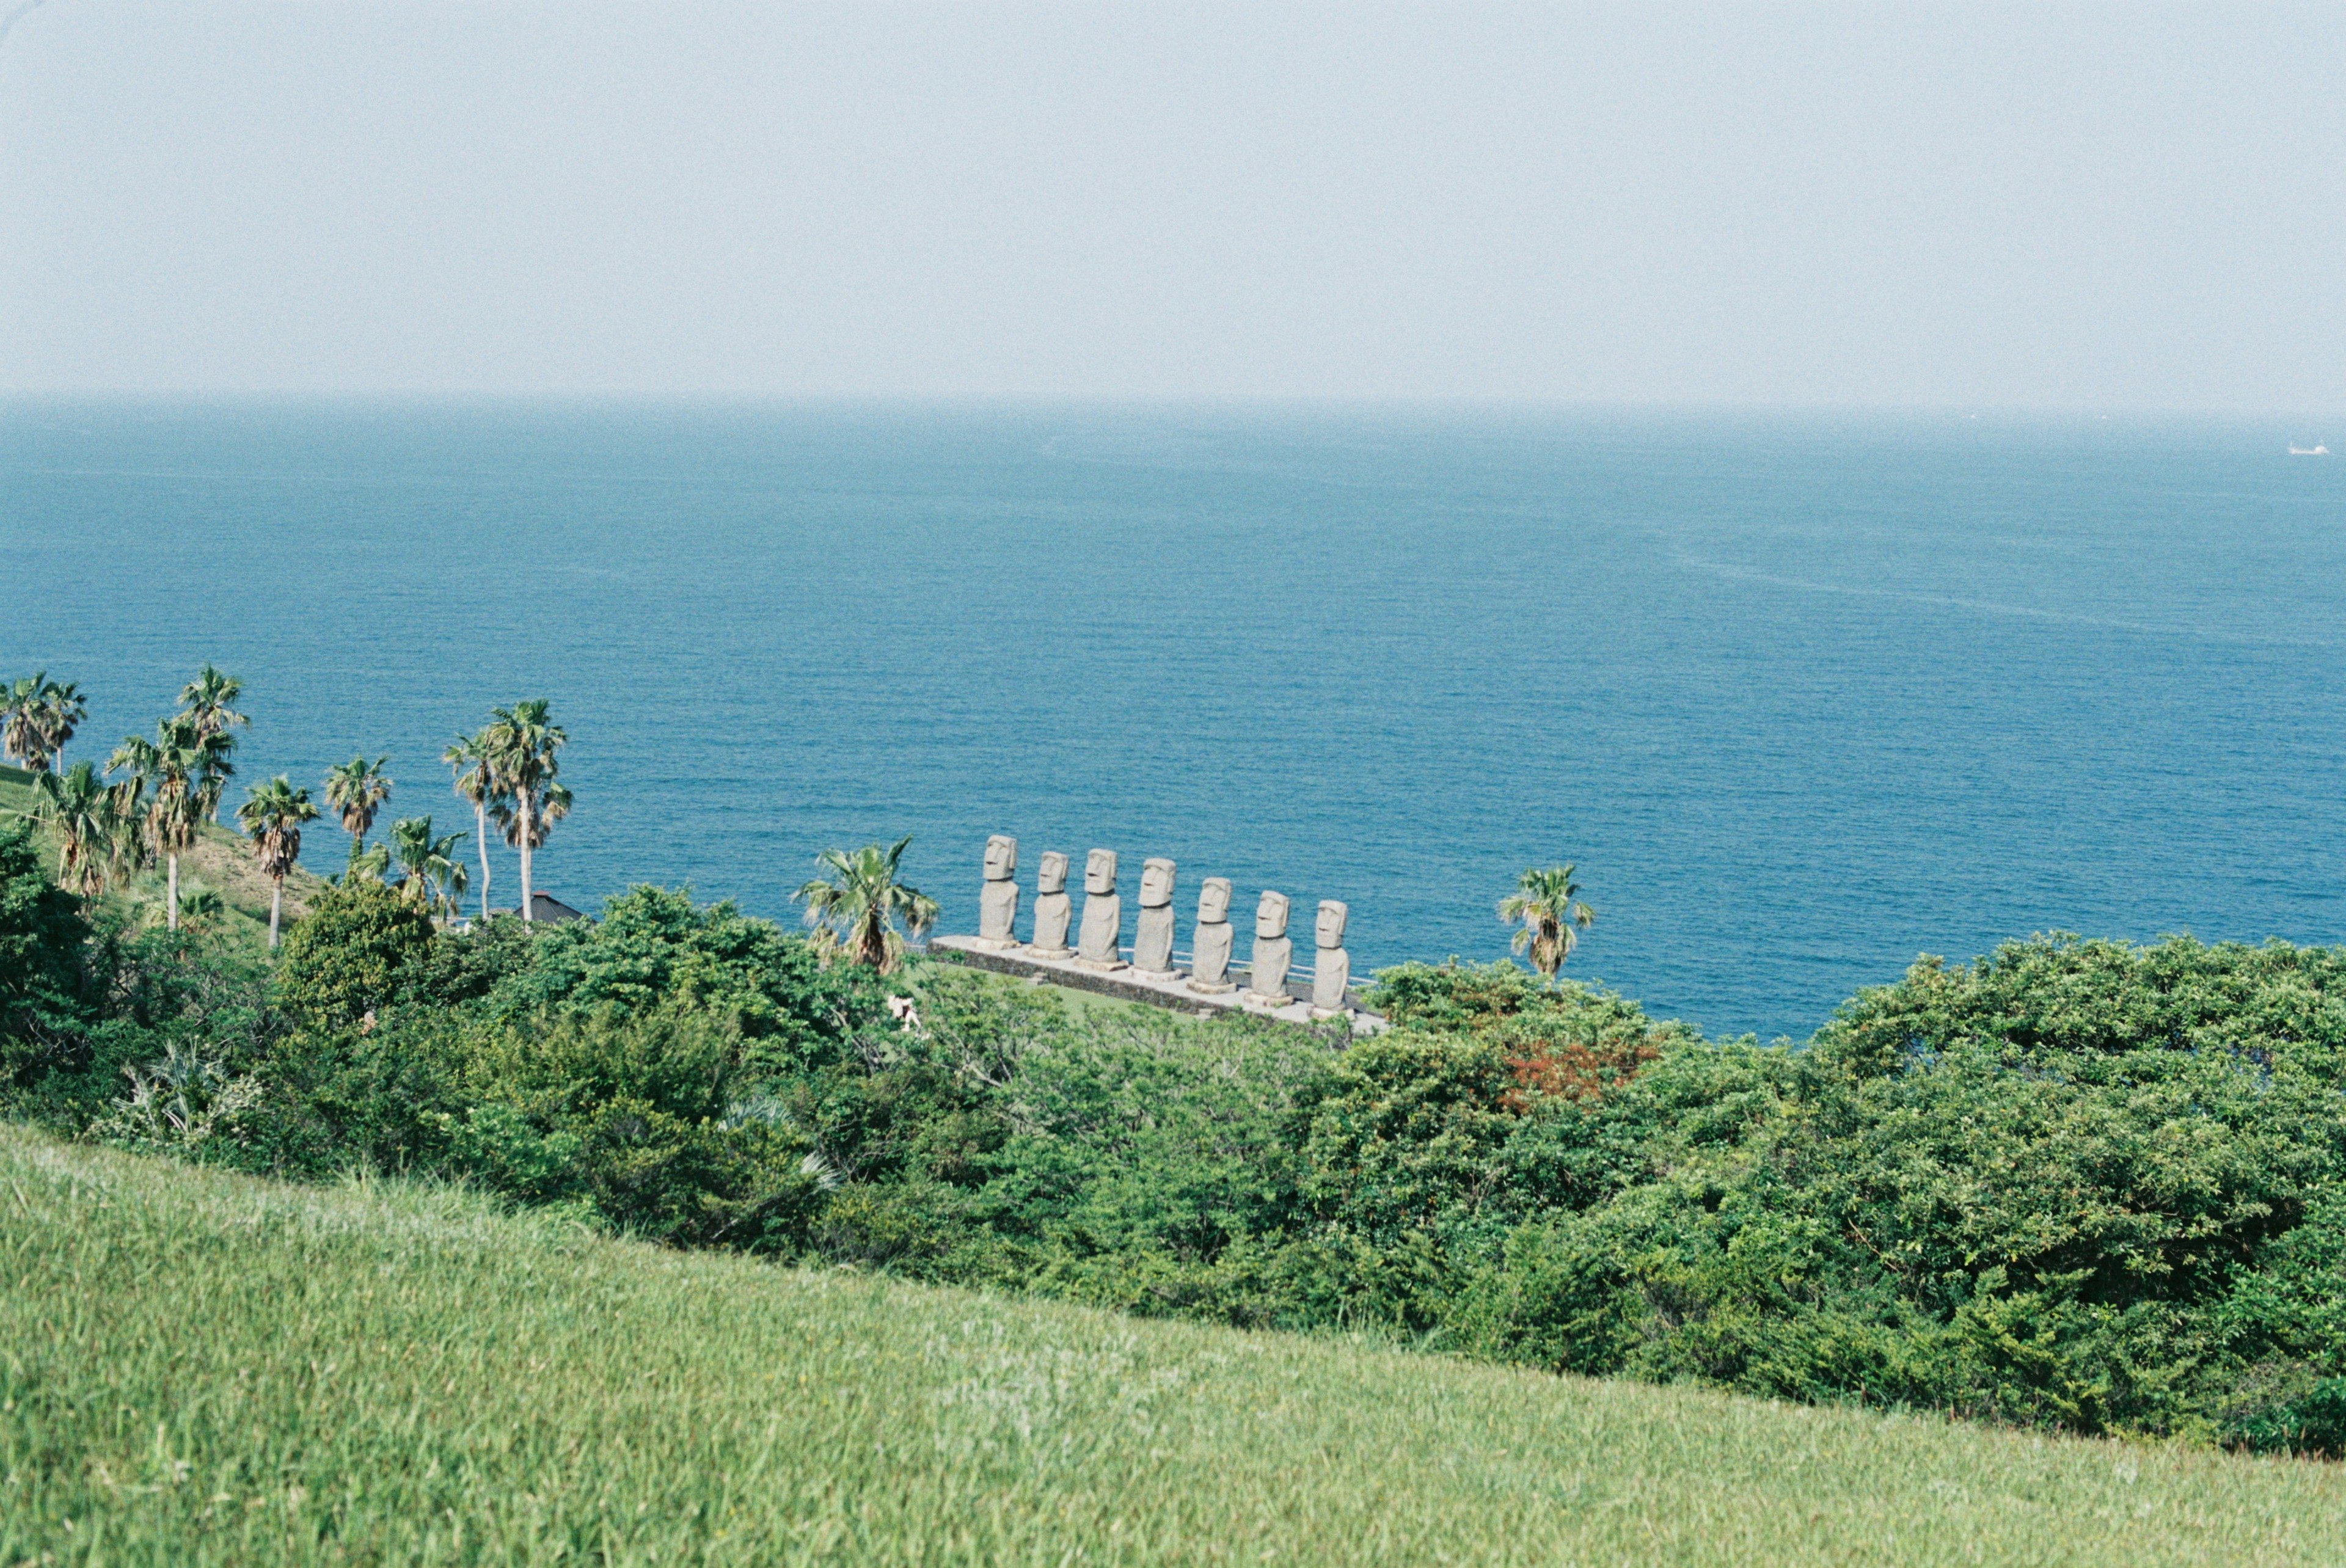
[474,802,491,921]
[518,794,535,924]
[167,852,180,932]
[269,877,283,949]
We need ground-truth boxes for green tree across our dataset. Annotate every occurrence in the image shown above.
[0,819,89,1088]
[35,679,85,773]
[236,775,319,949]
[1498,865,1595,984]
[274,875,436,1034]
[28,760,112,897]
[389,815,468,922]
[176,665,247,819]
[323,755,393,866]
[98,773,149,888]
[794,836,938,974]
[108,715,231,931]
[3,672,53,771]
[443,731,506,923]
[177,664,247,738]
[480,701,568,923]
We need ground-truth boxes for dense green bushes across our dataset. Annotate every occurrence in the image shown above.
[7,867,2346,1455]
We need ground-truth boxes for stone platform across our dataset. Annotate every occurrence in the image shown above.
[928,935,1386,1034]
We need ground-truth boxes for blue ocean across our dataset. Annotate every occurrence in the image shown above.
[5,401,2342,1040]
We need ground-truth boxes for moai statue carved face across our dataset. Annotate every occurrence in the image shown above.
[1084,848,1117,896]
[1197,877,1232,924]
[1255,890,1290,939]
[1139,858,1175,908]
[984,835,1017,880]
[1037,851,1069,894]
[1316,899,1348,947]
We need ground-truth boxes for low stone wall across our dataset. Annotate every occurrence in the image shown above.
[928,935,1385,1034]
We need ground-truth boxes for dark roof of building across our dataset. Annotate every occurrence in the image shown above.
[486,892,590,925]
[528,891,588,924]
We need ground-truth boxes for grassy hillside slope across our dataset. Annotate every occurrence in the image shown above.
[0,761,329,944]
[4,1127,2341,1566]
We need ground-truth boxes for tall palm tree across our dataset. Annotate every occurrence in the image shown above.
[236,775,318,949]
[37,679,86,772]
[108,716,227,932]
[794,836,938,974]
[3,671,50,771]
[480,701,566,923]
[1498,864,1596,985]
[30,760,112,897]
[178,664,248,738]
[443,731,505,922]
[177,666,247,819]
[389,815,468,922]
[100,774,150,886]
[323,755,393,863]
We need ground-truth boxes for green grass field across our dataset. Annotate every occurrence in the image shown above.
[5,1126,2342,1566]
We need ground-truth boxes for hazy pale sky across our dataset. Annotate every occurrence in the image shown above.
[2,2,2340,407]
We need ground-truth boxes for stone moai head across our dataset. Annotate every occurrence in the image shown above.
[1084,848,1117,895]
[1197,877,1232,924]
[1140,857,1175,908]
[1316,899,1348,947]
[984,834,1017,880]
[1256,890,1290,939]
[1037,851,1069,894]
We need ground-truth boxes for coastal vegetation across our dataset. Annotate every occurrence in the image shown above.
[795,831,938,972]
[233,776,317,948]
[7,663,2346,1494]
[1499,861,1596,983]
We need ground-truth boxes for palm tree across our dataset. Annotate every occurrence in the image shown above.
[443,731,505,922]
[100,774,150,886]
[480,701,566,923]
[794,836,938,974]
[178,664,248,738]
[177,666,247,819]
[108,716,228,932]
[37,679,86,772]
[29,760,112,897]
[1498,864,1596,985]
[338,842,392,884]
[3,672,50,771]
[236,775,318,948]
[323,755,393,862]
[389,815,468,921]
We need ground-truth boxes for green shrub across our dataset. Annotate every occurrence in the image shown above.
[27,869,2346,1454]
[0,820,89,1090]
[275,877,437,1034]
[489,885,884,1063]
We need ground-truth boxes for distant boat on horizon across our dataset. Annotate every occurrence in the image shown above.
[2288,443,2330,456]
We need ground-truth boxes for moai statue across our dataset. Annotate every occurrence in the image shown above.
[1244,890,1293,1005]
[1186,877,1237,994]
[1025,851,1073,959]
[1075,848,1125,970]
[1131,858,1178,979]
[974,835,1020,950]
[1311,900,1352,1016]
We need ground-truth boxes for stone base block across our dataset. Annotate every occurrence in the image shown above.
[927,935,1386,1035]
[1072,957,1129,974]
[1131,967,1180,982]
[1025,945,1073,961]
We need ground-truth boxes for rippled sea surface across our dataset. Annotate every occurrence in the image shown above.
[5,401,2342,1038]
